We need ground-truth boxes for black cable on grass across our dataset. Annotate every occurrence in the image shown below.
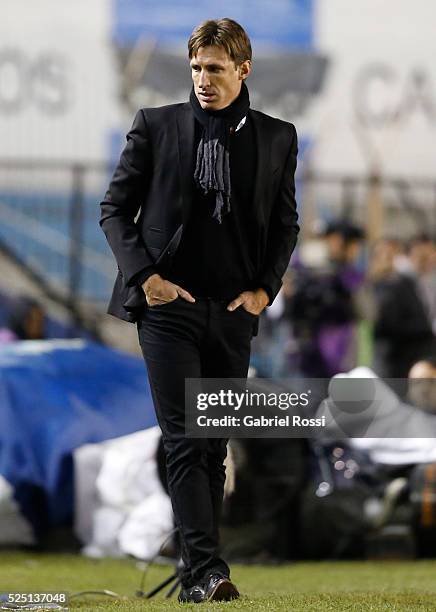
[135,527,178,597]
[36,528,179,606]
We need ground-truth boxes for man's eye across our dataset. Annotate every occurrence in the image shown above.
[192,66,200,71]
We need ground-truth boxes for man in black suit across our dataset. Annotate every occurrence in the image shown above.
[100,18,299,603]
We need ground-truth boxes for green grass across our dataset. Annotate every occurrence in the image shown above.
[1,552,436,611]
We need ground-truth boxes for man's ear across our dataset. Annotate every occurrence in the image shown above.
[239,60,252,80]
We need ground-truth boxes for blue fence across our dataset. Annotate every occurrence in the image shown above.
[0,160,116,307]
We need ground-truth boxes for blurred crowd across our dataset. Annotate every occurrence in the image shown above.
[252,222,436,383]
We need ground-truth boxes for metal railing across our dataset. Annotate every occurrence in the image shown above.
[0,159,115,312]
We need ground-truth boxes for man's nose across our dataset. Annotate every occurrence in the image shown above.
[198,69,210,88]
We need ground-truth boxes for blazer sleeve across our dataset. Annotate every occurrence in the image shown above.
[258,123,299,304]
[99,109,156,286]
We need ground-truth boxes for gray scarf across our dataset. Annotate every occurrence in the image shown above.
[189,82,250,223]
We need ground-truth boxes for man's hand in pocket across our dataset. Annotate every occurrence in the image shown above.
[142,274,196,306]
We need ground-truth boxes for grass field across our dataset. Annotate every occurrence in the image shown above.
[1,552,436,611]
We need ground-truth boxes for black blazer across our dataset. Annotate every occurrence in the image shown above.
[100,102,299,323]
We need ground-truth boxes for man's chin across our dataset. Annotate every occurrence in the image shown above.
[199,99,219,110]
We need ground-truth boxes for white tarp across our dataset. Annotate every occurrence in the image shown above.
[74,426,173,559]
[317,367,436,465]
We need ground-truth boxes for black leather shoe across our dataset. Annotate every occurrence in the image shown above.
[203,572,240,601]
[178,584,205,604]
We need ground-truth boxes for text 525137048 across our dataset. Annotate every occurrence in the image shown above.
[0,592,69,610]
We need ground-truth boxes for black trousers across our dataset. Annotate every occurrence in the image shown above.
[137,297,256,587]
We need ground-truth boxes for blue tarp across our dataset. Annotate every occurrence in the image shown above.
[0,340,156,532]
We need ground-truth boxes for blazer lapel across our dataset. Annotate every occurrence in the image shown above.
[176,103,196,225]
[251,109,272,220]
